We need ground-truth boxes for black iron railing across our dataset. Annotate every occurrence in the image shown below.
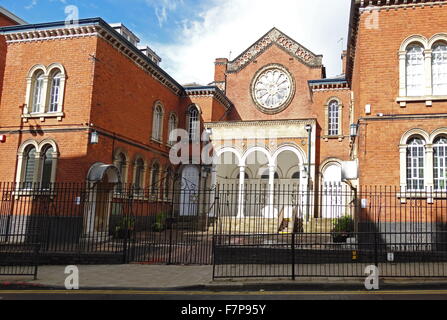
[0,181,446,280]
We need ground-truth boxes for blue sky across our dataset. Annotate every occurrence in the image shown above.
[1,0,352,85]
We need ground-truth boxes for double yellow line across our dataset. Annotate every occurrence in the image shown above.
[1,289,447,296]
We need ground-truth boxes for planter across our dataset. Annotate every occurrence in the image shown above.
[332,234,350,243]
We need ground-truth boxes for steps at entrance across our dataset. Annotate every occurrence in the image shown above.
[303,218,334,233]
[211,217,335,235]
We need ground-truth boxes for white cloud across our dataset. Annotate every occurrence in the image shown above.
[151,0,351,85]
[145,0,184,27]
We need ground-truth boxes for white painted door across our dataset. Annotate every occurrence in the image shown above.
[180,165,200,217]
[322,165,344,218]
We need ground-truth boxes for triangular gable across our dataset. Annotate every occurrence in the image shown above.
[227,28,323,73]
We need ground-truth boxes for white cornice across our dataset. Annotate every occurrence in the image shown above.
[206,119,316,128]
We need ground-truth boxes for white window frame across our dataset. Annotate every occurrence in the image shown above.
[398,34,447,107]
[168,113,178,146]
[406,137,426,192]
[432,42,447,96]
[434,136,447,192]
[188,105,200,143]
[152,102,164,143]
[398,129,447,202]
[132,157,147,196]
[23,64,66,121]
[16,140,59,190]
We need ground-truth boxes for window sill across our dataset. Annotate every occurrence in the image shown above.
[12,189,56,198]
[151,138,163,145]
[397,191,447,203]
[22,112,64,122]
[396,96,447,107]
[323,135,345,142]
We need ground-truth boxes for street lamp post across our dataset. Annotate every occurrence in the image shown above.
[305,124,312,223]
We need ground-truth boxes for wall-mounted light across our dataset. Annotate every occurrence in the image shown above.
[0,135,6,143]
[305,124,312,133]
[350,124,359,138]
[90,131,99,144]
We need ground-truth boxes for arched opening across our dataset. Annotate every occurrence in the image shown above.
[85,163,121,240]
[321,163,345,219]
[179,165,200,217]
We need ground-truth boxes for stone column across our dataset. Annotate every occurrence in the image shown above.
[425,144,434,203]
[237,166,246,218]
[209,166,218,217]
[266,165,276,218]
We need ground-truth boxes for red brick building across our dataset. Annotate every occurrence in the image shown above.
[0,0,446,223]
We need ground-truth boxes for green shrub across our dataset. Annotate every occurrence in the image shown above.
[114,216,135,239]
[152,213,168,232]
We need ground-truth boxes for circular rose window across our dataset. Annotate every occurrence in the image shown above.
[251,65,294,114]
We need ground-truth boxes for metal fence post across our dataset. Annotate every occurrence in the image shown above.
[291,233,296,281]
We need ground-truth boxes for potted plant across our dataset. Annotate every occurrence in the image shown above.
[114,216,135,239]
[152,213,168,232]
[331,216,355,243]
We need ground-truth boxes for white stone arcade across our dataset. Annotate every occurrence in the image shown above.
[210,145,312,219]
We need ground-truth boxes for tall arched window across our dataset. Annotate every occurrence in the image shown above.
[328,100,340,136]
[134,158,145,193]
[152,103,164,142]
[406,44,425,96]
[23,146,37,188]
[168,113,178,145]
[432,43,447,95]
[48,70,62,113]
[407,137,425,191]
[40,145,54,189]
[164,167,173,200]
[434,136,447,191]
[188,106,200,142]
[115,153,127,193]
[151,162,160,196]
[31,71,45,113]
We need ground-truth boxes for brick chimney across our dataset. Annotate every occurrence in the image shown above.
[214,58,228,83]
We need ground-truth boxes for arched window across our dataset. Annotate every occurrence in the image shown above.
[188,106,200,142]
[328,100,340,136]
[23,146,37,188]
[151,162,160,196]
[40,145,54,189]
[432,43,447,95]
[48,70,62,113]
[406,44,425,96]
[407,137,425,191]
[31,71,45,113]
[164,167,173,200]
[115,153,127,193]
[168,113,178,145]
[134,158,145,193]
[434,136,447,191]
[152,104,164,142]
[292,172,301,180]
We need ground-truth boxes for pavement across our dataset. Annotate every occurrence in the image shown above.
[2,264,447,291]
